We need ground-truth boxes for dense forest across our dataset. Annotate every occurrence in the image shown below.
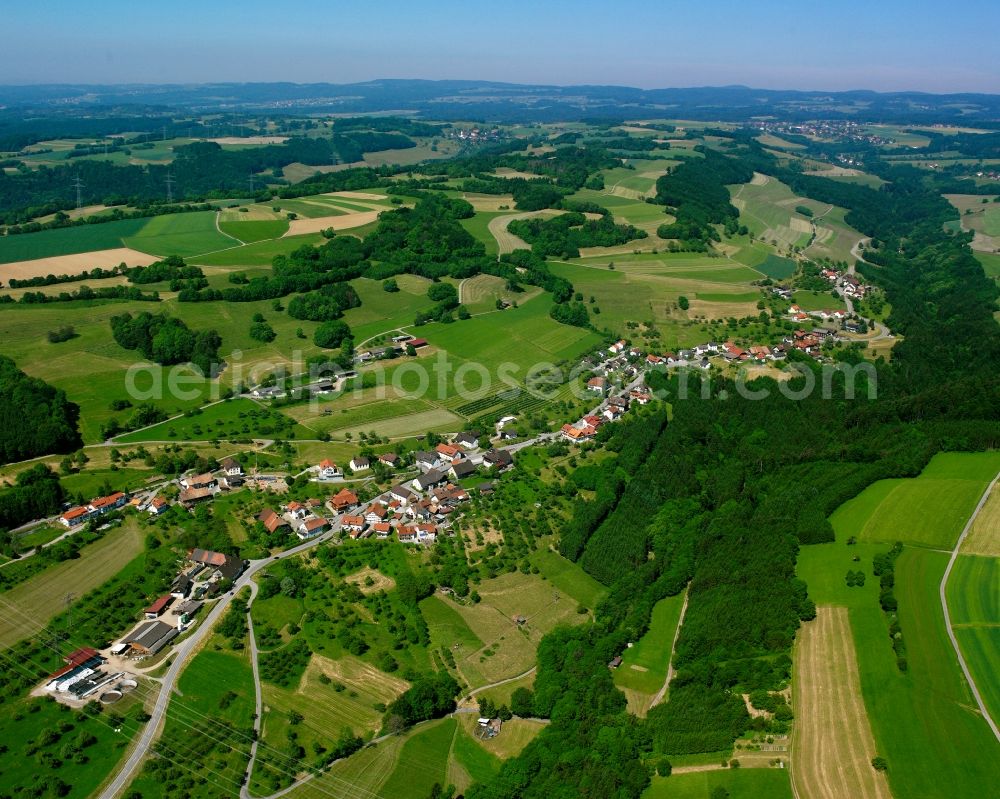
[508,209,646,258]
[0,464,65,531]
[109,312,222,376]
[0,355,81,465]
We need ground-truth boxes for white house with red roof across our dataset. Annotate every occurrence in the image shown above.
[317,459,342,479]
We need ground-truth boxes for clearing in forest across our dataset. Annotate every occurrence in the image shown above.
[792,606,892,799]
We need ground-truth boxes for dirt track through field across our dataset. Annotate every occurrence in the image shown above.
[792,607,892,799]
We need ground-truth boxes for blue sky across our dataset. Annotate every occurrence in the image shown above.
[3,0,998,92]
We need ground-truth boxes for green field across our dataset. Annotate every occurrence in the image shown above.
[0,520,145,648]
[0,218,149,263]
[381,718,457,797]
[974,250,1000,280]
[829,451,1000,549]
[946,555,1000,724]
[218,219,290,243]
[0,286,358,443]
[421,594,485,660]
[114,397,310,443]
[791,289,843,312]
[642,768,793,799]
[341,274,438,340]
[0,684,142,799]
[756,254,797,279]
[529,547,608,609]
[251,654,409,794]
[128,647,255,799]
[123,211,235,258]
[414,293,602,378]
[191,232,324,266]
[946,555,999,624]
[547,254,763,344]
[451,717,503,788]
[430,570,588,688]
[568,188,672,225]
[797,452,1000,799]
[730,176,820,250]
[613,592,685,695]
[298,716,456,799]
[460,211,506,256]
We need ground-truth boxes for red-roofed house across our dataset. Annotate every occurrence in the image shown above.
[317,459,342,479]
[148,496,168,515]
[145,594,173,619]
[60,506,92,527]
[327,488,359,513]
[258,508,289,534]
[297,516,328,539]
[88,492,127,513]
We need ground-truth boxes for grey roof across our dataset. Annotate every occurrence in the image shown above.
[450,460,477,478]
[484,449,513,467]
[126,621,178,654]
[415,469,447,489]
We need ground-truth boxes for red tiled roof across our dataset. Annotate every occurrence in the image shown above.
[145,594,172,615]
[65,647,99,667]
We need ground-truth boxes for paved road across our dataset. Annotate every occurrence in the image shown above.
[241,581,263,799]
[939,471,1000,745]
[98,528,339,799]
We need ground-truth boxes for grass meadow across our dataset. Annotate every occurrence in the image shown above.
[0,686,142,799]
[218,219,290,243]
[796,451,1000,799]
[829,451,1000,549]
[115,398,311,443]
[613,592,685,697]
[251,654,409,795]
[546,252,765,346]
[191,232,324,266]
[122,211,234,257]
[642,769,793,799]
[0,519,144,649]
[730,176,819,250]
[529,547,608,609]
[127,647,255,799]
[0,218,149,263]
[380,718,457,797]
[946,555,1000,724]
[423,570,586,689]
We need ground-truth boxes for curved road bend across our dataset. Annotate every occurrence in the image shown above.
[99,528,339,799]
[939,471,1000,744]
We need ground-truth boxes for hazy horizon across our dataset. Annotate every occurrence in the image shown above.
[4,0,998,94]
